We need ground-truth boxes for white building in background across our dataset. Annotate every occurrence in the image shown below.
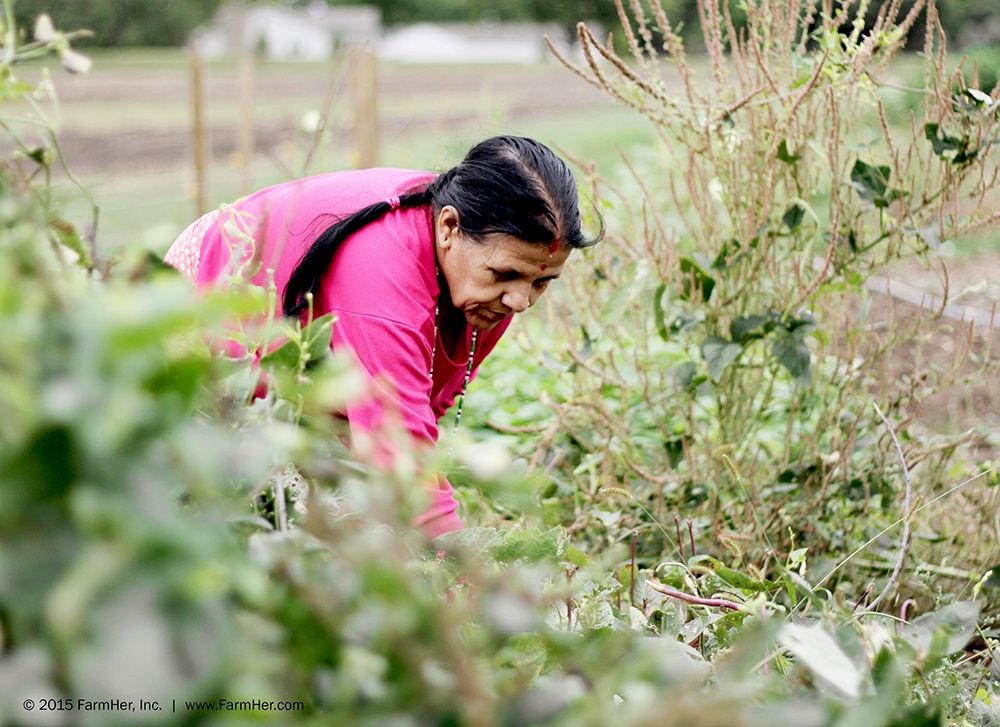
[191,2,580,65]
[377,22,572,65]
[191,2,382,60]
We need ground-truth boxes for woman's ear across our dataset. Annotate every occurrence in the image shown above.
[435,205,461,250]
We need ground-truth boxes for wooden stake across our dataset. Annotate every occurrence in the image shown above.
[237,51,256,195]
[190,51,208,218]
[351,45,379,168]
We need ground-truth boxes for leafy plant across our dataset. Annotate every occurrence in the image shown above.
[527,0,1000,599]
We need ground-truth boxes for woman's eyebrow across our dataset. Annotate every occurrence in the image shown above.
[494,265,562,281]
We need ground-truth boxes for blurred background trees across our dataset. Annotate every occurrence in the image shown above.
[12,0,1000,50]
[12,0,225,46]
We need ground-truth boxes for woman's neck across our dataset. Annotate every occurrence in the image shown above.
[436,278,467,360]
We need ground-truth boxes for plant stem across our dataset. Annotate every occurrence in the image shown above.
[865,400,913,612]
[645,580,743,611]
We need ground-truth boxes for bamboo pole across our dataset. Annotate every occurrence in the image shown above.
[190,51,208,217]
[351,45,379,168]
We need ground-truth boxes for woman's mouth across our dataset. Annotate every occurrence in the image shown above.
[467,307,508,327]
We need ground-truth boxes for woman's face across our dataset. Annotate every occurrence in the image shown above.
[435,206,571,330]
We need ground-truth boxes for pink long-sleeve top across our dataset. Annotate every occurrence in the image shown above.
[165,168,513,537]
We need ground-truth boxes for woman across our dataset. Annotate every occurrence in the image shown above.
[165,136,601,538]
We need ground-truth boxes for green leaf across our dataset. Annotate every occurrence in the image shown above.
[25,146,53,168]
[782,314,816,334]
[260,337,303,372]
[434,527,504,557]
[664,437,685,468]
[654,284,669,342]
[145,356,212,407]
[302,313,336,361]
[777,139,801,164]
[847,229,858,252]
[490,527,569,564]
[260,313,335,371]
[601,283,632,326]
[671,361,699,391]
[2,427,78,525]
[669,312,702,337]
[701,336,742,382]
[578,325,594,360]
[870,646,903,690]
[679,255,716,302]
[772,331,812,385]
[713,564,775,592]
[904,223,942,250]
[782,203,806,232]
[601,262,641,326]
[0,79,36,102]
[711,238,746,270]
[890,705,944,727]
[138,250,181,278]
[963,88,993,106]
[51,219,93,269]
[924,122,977,165]
[779,622,862,699]
[900,600,980,657]
[924,122,954,156]
[849,160,901,208]
[851,160,890,197]
[565,544,589,568]
[730,314,771,344]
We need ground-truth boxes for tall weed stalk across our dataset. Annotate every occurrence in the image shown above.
[535,0,1000,595]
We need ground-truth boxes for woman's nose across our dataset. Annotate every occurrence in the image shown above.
[502,285,531,313]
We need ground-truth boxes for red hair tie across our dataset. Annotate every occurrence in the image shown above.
[387,195,401,210]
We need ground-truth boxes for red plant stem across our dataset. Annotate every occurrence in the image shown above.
[646,581,743,611]
[898,598,916,634]
[687,516,696,557]
[852,584,871,612]
[674,514,684,559]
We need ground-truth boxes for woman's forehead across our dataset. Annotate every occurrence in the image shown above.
[485,234,572,267]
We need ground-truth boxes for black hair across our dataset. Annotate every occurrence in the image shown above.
[282,135,603,317]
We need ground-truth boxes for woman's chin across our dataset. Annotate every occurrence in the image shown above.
[467,309,507,330]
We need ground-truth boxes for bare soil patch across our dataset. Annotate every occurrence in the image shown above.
[48,60,615,174]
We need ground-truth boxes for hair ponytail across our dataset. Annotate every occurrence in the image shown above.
[282,189,429,317]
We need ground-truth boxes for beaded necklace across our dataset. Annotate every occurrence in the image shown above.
[429,302,478,432]
[418,198,476,434]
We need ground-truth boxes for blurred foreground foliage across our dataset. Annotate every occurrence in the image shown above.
[0,5,999,727]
